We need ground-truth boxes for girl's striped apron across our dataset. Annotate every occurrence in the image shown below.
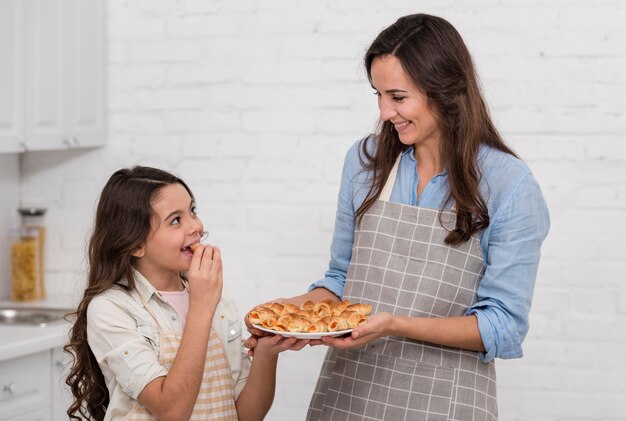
[126,294,238,420]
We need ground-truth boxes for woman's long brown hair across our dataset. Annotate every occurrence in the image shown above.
[358,13,516,245]
[64,166,194,421]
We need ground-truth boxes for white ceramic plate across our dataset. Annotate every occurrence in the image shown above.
[253,324,353,340]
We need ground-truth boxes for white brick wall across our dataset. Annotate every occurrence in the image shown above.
[18,0,626,419]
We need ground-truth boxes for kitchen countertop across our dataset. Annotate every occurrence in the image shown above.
[0,322,70,362]
[0,299,74,362]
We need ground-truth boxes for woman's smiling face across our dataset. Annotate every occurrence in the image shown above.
[371,55,442,149]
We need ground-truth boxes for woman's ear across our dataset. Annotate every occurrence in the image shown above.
[131,244,145,258]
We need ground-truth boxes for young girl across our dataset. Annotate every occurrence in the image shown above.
[65,166,303,421]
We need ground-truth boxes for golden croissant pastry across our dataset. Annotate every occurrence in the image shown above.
[249,299,371,333]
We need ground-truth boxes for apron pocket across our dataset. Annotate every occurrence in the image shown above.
[322,349,456,421]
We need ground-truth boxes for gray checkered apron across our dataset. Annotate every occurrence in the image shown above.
[307,155,497,420]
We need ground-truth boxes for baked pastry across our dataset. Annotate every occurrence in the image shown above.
[314,299,334,318]
[282,303,300,314]
[346,303,373,316]
[307,319,329,333]
[248,308,278,328]
[301,300,315,311]
[331,300,352,316]
[340,310,367,329]
[328,317,349,332]
[249,299,371,333]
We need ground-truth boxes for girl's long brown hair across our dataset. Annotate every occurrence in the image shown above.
[64,166,193,421]
[358,13,516,244]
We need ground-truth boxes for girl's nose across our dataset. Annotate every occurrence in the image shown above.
[190,218,204,236]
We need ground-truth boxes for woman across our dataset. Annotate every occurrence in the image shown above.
[248,13,549,420]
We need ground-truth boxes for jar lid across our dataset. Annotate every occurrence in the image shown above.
[18,207,47,217]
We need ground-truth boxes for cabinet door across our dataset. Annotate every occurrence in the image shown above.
[23,0,68,151]
[0,0,26,153]
[64,0,107,148]
[51,347,73,421]
[0,406,51,421]
[22,0,107,152]
[0,351,51,419]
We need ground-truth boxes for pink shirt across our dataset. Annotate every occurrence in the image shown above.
[159,288,189,327]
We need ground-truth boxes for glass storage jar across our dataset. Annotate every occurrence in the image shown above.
[11,208,47,301]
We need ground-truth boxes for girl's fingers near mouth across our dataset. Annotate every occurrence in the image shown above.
[210,247,221,273]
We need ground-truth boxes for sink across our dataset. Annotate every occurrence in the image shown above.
[0,307,72,327]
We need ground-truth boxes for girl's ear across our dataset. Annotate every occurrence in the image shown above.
[131,244,145,258]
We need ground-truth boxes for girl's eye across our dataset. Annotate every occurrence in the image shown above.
[191,206,198,215]
[171,216,181,225]
[392,96,405,102]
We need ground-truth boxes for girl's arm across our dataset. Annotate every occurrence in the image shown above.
[235,335,307,421]
[137,245,222,421]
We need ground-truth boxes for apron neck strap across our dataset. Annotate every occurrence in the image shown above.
[379,153,402,202]
[136,291,167,334]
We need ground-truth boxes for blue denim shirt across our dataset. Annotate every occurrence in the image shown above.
[310,137,550,362]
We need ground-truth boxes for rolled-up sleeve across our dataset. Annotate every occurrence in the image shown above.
[87,296,167,399]
[466,173,550,362]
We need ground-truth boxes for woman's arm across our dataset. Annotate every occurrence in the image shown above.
[284,287,340,307]
[392,314,485,351]
[137,245,222,421]
[321,312,485,352]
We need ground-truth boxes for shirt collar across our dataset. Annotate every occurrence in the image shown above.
[401,145,448,176]
[120,268,161,303]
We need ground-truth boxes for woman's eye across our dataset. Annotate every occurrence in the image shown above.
[171,216,180,225]
[191,206,198,215]
[392,96,405,102]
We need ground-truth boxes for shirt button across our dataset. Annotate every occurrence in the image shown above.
[229,329,237,336]
[171,314,177,321]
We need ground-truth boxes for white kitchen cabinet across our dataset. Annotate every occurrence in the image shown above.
[0,346,72,421]
[6,407,50,421]
[0,350,52,420]
[51,346,73,421]
[0,0,25,153]
[0,0,107,153]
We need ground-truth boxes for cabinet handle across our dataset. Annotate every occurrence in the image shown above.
[3,382,16,394]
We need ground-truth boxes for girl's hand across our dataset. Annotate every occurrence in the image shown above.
[320,312,394,349]
[254,335,310,358]
[187,244,223,312]
[244,335,310,357]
